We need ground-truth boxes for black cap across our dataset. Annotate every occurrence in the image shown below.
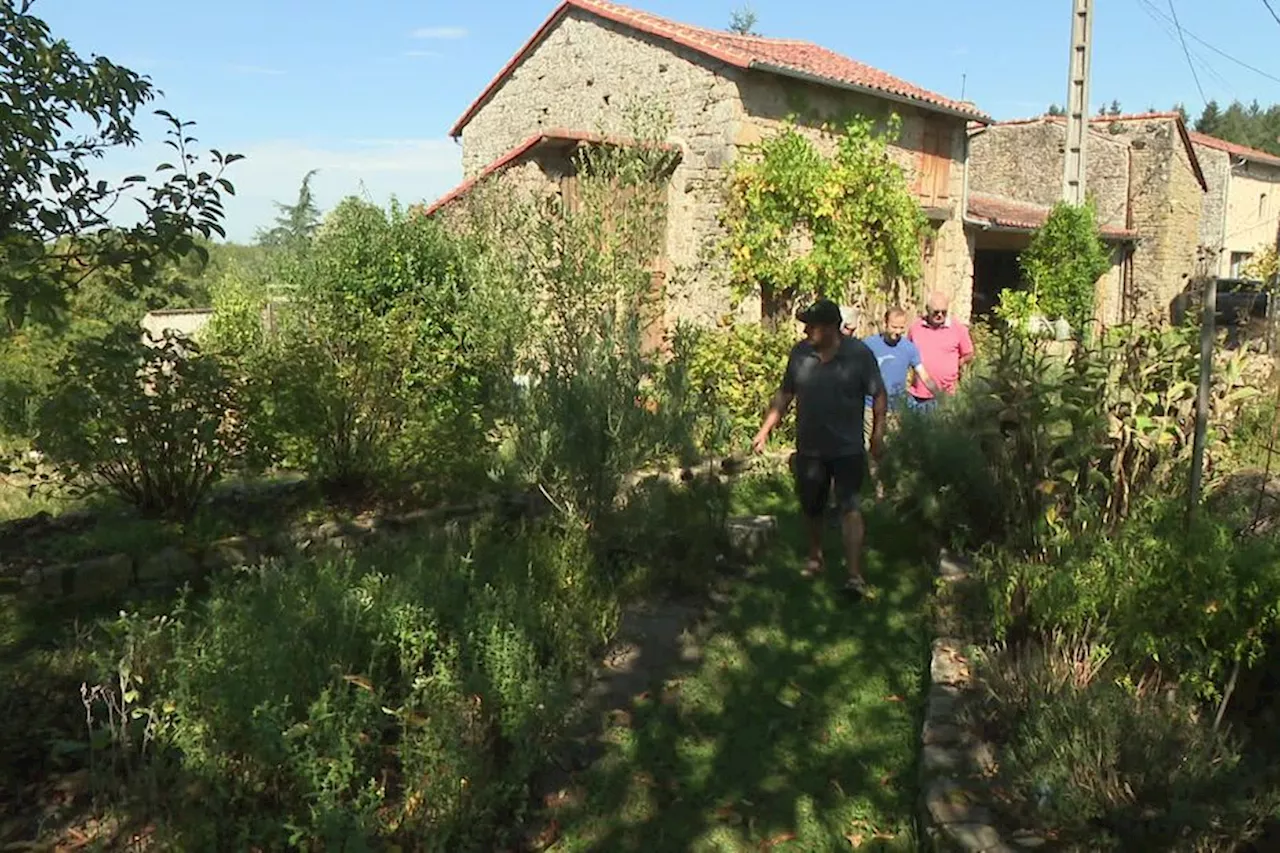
[796,298,842,326]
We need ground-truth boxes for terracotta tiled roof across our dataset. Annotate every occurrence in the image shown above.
[1186,130,1280,168]
[966,192,1136,241]
[421,129,678,216]
[449,0,989,137]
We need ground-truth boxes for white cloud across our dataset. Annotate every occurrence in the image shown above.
[410,26,468,39]
[97,137,463,243]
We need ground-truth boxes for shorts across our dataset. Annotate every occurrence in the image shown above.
[907,395,938,413]
[791,453,867,518]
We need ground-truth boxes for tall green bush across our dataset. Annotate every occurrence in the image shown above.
[882,323,1258,556]
[487,121,697,523]
[236,198,530,494]
[671,320,797,456]
[1017,200,1112,333]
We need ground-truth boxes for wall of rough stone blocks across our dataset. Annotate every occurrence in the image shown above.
[457,10,744,328]
[1094,247,1128,327]
[457,9,975,327]
[1112,120,1204,318]
[1222,160,1280,273]
[968,121,1130,232]
[1193,144,1229,265]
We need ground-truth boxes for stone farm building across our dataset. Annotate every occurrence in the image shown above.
[424,0,991,334]
[968,112,1280,325]
[1191,131,1280,279]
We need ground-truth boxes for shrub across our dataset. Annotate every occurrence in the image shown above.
[83,522,617,850]
[493,117,697,523]
[877,398,1004,553]
[671,320,797,456]
[1019,200,1112,334]
[243,199,529,495]
[31,325,255,520]
[883,323,1258,555]
[969,633,1276,852]
[980,496,1280,702]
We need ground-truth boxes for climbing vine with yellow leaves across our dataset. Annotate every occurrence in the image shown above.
[722,114,927,325]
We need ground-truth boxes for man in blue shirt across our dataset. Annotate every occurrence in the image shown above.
[861,307,940,424]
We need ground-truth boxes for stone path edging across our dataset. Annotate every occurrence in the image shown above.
[919,550,1041,853]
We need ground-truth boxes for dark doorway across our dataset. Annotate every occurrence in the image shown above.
[973,249,1025,318]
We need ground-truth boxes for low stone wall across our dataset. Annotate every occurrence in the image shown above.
[919,551,1043,852]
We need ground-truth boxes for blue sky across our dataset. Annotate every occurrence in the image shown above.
[34,0,1280,242]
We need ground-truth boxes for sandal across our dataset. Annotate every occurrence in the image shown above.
[801,558,824,578]
[843,576,877,600]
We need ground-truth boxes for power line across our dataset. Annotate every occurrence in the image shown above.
[1136,0,1280,86]
[1264,0,1280,28]
[1134,1,1233,94]
[1167,0,1208,106]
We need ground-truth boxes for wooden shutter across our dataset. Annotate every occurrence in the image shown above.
[915,122,953,207]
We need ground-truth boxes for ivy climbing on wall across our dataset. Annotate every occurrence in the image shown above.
[722,114,927,326]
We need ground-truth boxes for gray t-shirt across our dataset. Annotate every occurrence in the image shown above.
[782,337,885,458]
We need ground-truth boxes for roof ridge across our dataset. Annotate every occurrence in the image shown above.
[449,0,988,137]
[1186,128,1280,166]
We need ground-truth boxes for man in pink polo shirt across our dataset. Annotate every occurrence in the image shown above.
[907,291,974,410]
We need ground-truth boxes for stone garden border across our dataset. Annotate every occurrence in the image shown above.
[919,550,1045,853]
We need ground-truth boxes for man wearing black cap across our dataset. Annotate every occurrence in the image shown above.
[751,298,888,599]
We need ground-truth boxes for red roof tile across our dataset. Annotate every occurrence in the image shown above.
[966,192,1136,240]
[449,0,989,138]
[421,129,678,215]
[1187,130,1280,168]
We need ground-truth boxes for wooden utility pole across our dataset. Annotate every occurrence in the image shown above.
[1189,269,1217,517]
[1062,0,1094,204]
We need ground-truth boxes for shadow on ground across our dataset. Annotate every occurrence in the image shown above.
[526,475,935,852]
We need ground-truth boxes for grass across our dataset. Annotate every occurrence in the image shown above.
[544,474,934,852]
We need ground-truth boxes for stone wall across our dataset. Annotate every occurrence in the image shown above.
[1222,159,1280,274]
[458,9,975,327]
[458,9,742,327]
[1113,119,1204,318]
[1095,246,1129,327]
[1193,144,1230,263]
[968,121,1130,232]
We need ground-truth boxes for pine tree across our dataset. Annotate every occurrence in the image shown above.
[257,170,321,250]
[1196,101,1222,136]
[728,5,759,35]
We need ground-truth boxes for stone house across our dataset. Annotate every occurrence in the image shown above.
[1188,132,1280,278]
[967,112,1209,325]
[425,0,989,335]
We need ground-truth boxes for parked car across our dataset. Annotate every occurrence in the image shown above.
[1215,277,1270,324]
[1170,277,1271,327]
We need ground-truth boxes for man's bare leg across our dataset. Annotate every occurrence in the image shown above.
[840,508,866,583]
[804,513,825,575]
